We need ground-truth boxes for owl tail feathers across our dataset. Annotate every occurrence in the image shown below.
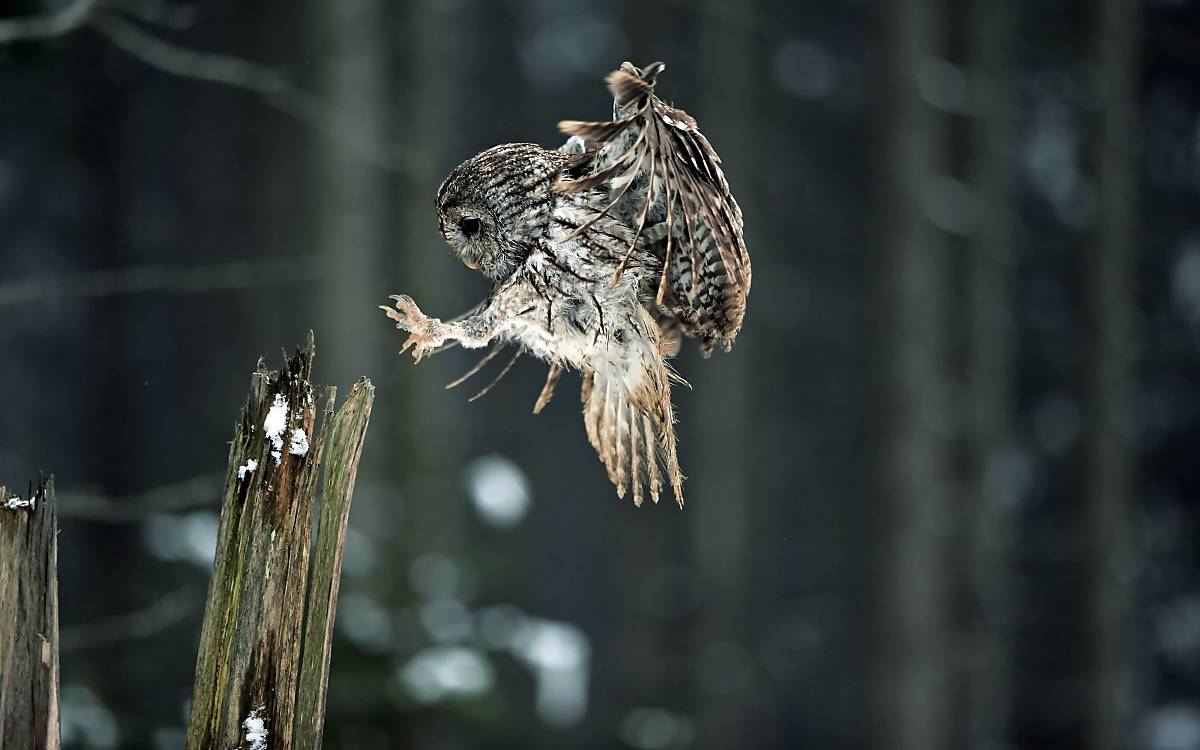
[580,369,684,508]
[532,365,563,415]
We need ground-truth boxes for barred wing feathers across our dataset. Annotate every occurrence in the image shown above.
[555,61,751,356]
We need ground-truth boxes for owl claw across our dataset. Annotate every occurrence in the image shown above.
[381,294,424,329]
[382,294,442,363]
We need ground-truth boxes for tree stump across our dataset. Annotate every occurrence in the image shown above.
[185,333,374,750]
[0,478,60,750]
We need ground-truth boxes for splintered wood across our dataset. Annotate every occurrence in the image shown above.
[185,333,373,750]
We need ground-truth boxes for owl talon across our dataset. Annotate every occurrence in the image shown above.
[405,332,437,363]
[382,294,443,362]
[384,294,424,325]
[381,294,427,332]
[394,329,438,363]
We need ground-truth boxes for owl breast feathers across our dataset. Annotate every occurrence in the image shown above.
[381,61,750,507]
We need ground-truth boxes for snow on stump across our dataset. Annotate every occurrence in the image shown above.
[0,478,60,750]
[185,333,374,750]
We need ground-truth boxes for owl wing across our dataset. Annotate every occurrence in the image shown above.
[580,306,684,507]
[554,61,750,356]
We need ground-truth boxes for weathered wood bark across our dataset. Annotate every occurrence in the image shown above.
[185,334,373,750]
[872,2,952,750]
[0,479,60,750]
[294,379,372,750]
[1084,1,1139,748]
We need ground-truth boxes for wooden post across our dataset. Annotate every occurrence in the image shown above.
[0,478,60,750]
[185,333,373,750]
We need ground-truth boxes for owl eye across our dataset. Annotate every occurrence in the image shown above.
[459,217,481,238]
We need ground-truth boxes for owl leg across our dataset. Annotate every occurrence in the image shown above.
[381,292,512,362]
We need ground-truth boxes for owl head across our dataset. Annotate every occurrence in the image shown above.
[435,143,570,281]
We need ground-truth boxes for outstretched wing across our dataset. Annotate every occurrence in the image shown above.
[579,307,684,507]
[555,61,751,356]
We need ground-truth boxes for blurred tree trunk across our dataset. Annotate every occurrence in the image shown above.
[304,0,464,554]
[308,0,387,389]
[389,0,465,555]
[690,0,755,744]
[1084,1,1139,748]
[872,2,952,750]
[960,1,1016,747]
[614,0,695,723]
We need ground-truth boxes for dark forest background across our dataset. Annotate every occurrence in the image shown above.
[1,0,1199,748]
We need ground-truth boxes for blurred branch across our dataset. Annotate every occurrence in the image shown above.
[58,475,220,522]
[0,256,320,307]
[102,0,195,30]
[0,2,421,175]
[89,10,423,174]
[60,588,200,651]
[0,0,94,44]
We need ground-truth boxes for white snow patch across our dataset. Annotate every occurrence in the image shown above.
[237,459,258,480]
[264,394,288,438]
[243,707,268,750]
[3,494,35,511]
[264,394,289,466]
[288,428,309,456]
[264,394,288,436]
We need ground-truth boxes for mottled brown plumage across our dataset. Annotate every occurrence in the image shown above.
[557,60,751,356]
[381,61,750,507]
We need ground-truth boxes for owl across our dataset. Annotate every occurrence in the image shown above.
[381,61,751,507]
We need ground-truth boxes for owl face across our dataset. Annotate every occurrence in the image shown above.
[435,143,570,282]
[437,202,502,277]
